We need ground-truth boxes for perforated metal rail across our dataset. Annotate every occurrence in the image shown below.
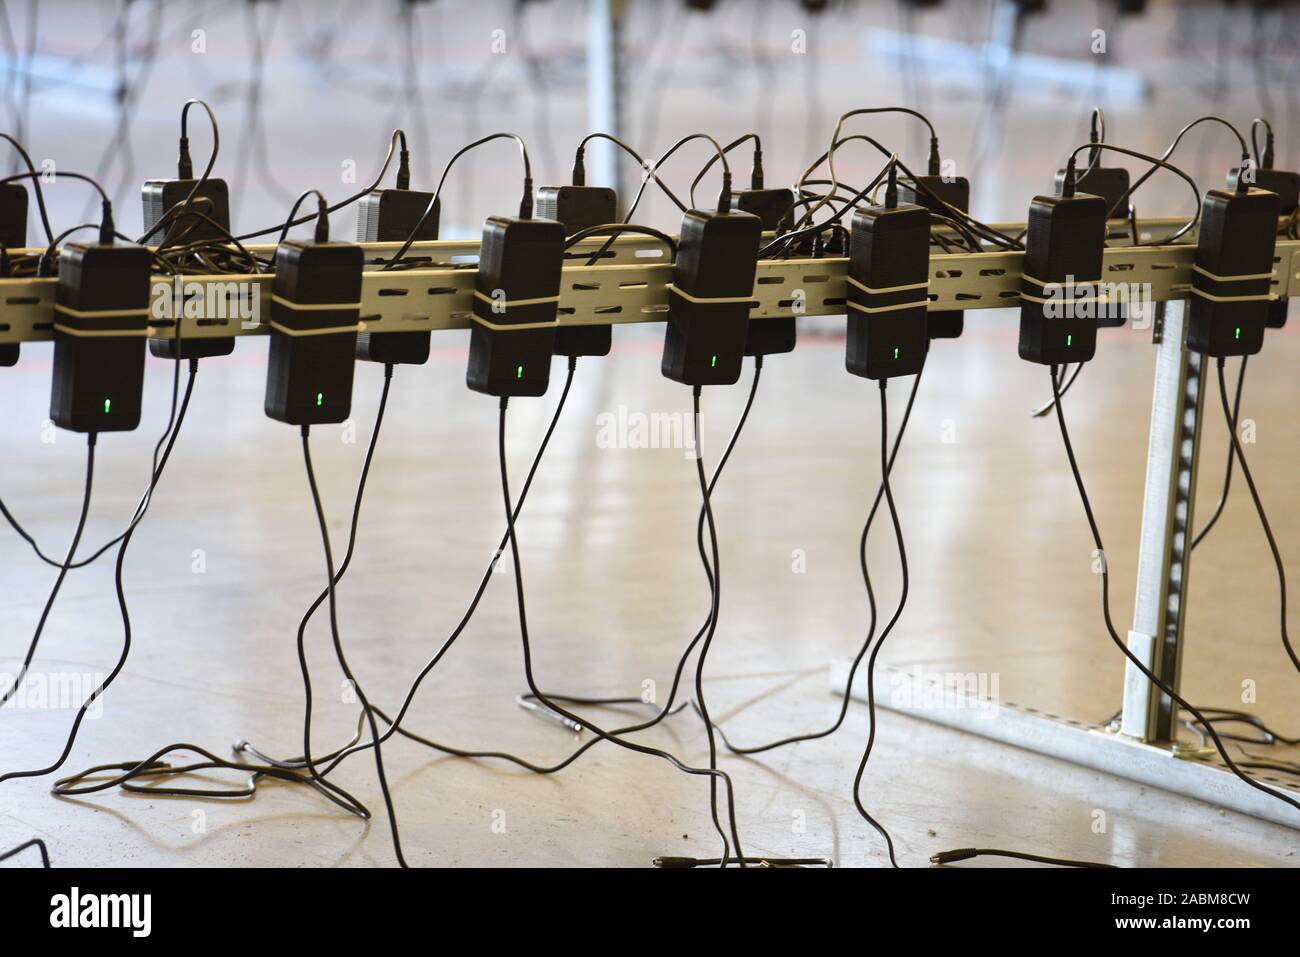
[1,217,1297,344]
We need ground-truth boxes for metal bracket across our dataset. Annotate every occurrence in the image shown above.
[830,662,1300,831]
[1122,300,1205,743]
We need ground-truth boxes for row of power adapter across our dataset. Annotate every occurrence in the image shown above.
[3,145,1294,438]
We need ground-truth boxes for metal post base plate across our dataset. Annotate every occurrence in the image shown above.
[829,660,1300,831]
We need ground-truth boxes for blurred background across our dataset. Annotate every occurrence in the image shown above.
[1,0,1297,867]
[4,0,1299,237]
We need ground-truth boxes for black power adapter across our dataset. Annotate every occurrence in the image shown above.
[144,100,236,362]
[1018,172,1107,366]
[354,153,440,367]
[50,242,153,433]
[144,183,237,362]
[536,183,616,359]
[467,215,566,397]
[1053,163,1130,222]
[0,181,28,249]
[1187,186,1280,358]
[845,195,930,381]
[660,207,761,387]
[356,190,440,245]
[535,184,617,234]
[0,182,27,367]
[144,191,238,362]
[734,187,797,357]
[264,238,365,426]
[899,173,969,339]
[141,178,231,246]
[1227,165,1296,330]
[1052,154,1130,330]
[734,187,794,232]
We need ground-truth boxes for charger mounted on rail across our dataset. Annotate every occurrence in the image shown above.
[735,187,797,357]
[51,239,153,434]
[355,147,440,367]
[660,205,761,387]
[1227,147,1296,330]
[143,101,236,362]
[536,179,617,360]
[0,181,27,366]
[1018,163,1107,367]
[264,201,365,426]
[467,215,567,397]
[1187,184,1280,358]
[899,173,968,339]
[845,172,930,380]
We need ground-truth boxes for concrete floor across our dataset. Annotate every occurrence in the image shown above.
[2,0,1299,867]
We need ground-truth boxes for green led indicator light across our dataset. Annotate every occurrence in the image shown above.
[103,398,111,414]
[315,392,323,407]
[1234,327,1241,340]
[1066,334,1073,347]
[516,364,524,379]
[710,355,717,368]
[893,347,900,360]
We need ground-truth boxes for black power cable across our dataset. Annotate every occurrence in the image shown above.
[263,359,584,782]
[233,128,410,242]
[337,364,780,865]
[0,838,49,867]
[848,379,911,868]
[496,394,748,866]
[1190,356,1247,550]
[1213,357,1298,678]
[298,423,408,867]
[944,364,1300,869]
[572,133,689,213]
[708,370,922,756]
[56,371,400,825]
[1,361,199,787]
[274,365,750,866]
[381,131,533,271]
[0,435,97,711]
[931,847,1115,868]
[2,328,193,572]
[1046,365,1299,815]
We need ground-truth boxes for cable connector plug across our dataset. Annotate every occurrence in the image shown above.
[884,162,899,209]
[930,848,978,864]
[98,200,115,246]
[717,171,732,214]
[1060,157,1077,198]
[178,134,193,180]
[396,146,411,191]
[571,145,587,186]
[927,135,941,177]
[519,176,534,219]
